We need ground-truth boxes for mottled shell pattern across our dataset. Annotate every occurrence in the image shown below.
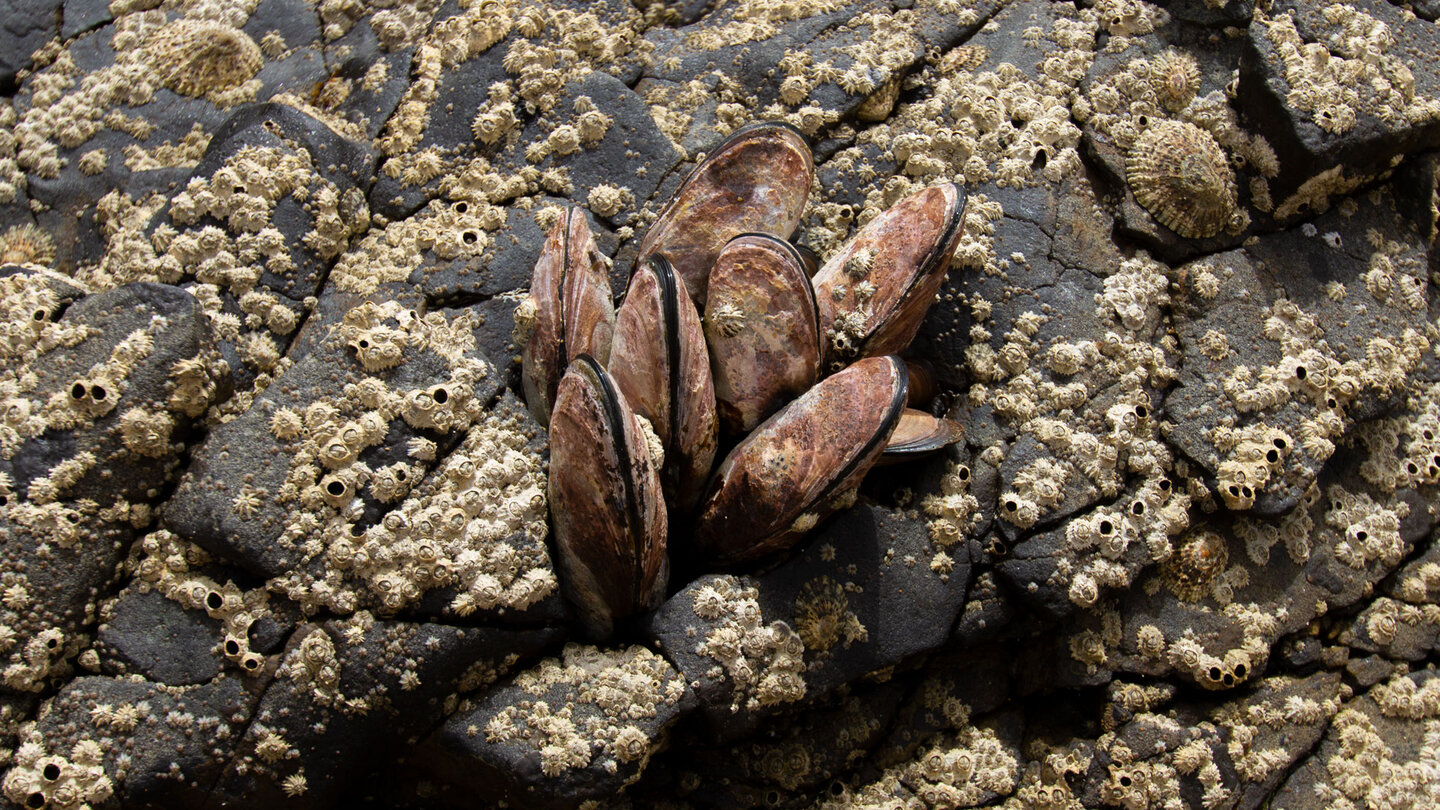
[517,208,615,427]
[547,355,668,639]
[1125,120,1242,240]
[637,123,814,306]
[522,123,967,636]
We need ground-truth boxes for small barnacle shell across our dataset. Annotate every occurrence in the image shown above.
[1125,120,1242,239]
[1149,50,1201,111]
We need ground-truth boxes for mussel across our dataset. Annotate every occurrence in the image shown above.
[517,209,616,427]
[704,233,821,435]
[692,355,909,565]
[812,183,966,370]
[880,408,965,464]
[608,255,718,512]
[637,122,813,306]
[547,355,668,639]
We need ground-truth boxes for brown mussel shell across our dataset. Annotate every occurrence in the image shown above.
[704,233,821,435]
[812,183,965,370]
[547,355,668,639]
[879,408,965,464]
[609,255,719,513]
[520,208,615,427]
[637,122,813,306]
[692,355,908,565]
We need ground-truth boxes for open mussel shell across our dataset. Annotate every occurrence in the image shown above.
[692,355,908,566]
[609,255,718,513]
[879,408,964,464]
[519,208,615,427]
[704,233,821,435]
[812,183,966,370]
[547,355,668,639]
[637,122,813,307]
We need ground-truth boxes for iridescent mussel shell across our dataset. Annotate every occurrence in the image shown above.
[637,122,813,306]
[812,183,966,370]
[518,208,615,427]
[547,355,668,639]
[609,255,719,513]
[704,233,821,435]
[692,355,908,565]
[879,408,964,464]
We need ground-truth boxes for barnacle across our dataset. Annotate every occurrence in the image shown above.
[1150,50,1202,112]
[1125,120,1242,239]
[0,225,56,268]
[147,20,264,99]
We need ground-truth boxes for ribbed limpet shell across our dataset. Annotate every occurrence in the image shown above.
[1125,120,1240,239]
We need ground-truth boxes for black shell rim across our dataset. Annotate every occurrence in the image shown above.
[643,254,685,457]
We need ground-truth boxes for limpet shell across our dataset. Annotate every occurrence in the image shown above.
[1125,120,1240,240]
[147,20,264,98]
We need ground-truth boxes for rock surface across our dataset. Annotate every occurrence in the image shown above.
[0,0,1438,808]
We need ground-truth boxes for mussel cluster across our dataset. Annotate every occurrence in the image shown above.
[514,124,968,638]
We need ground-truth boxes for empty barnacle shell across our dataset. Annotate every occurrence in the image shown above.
[518,208,616,427]
[637,122,813,306]
[608,255,719,512]
[1125,120,1242,239]
[692,355,909,565]
[812,183,966,371]
[704,233,821,435]
[547,355,668,639]
[878,408,964,464]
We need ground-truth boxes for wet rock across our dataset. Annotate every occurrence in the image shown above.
[0,0,60,90]
[1269,669,1440,809]
[166,302,564,625]
[422,642,694,810]
[93,585,227,686]
[0,281,224,694]
[643,681,908,809]
[210,616,558,808]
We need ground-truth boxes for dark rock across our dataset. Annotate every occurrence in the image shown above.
[1238,0,1440,209]
[0,0,59,91]
[93,585,226,686]
[4,674,260,809]
[422,642,695,810]
[1166,183,1431,515]
[649,502,971,741]
[209,617,558,808]
[0,281,224,694]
